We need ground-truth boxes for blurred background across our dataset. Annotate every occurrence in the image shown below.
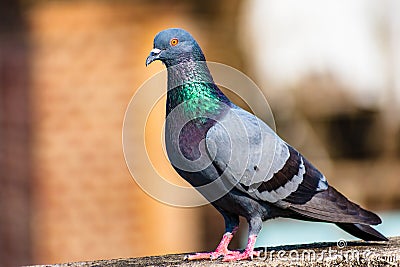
[1,0,399,266]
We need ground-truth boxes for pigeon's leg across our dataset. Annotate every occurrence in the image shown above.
[187,212,239,260]
[222,216,262,261]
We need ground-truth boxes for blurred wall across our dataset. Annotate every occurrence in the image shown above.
[27,1,205,264]
[0,1,31,266]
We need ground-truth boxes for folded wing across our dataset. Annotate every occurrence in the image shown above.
[205,107,381,225]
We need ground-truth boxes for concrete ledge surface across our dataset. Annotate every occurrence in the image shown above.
[29,236,400,267]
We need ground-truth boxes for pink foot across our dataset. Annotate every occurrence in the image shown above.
[185,232,260,262]
[222,234,259,261]
[186,232,237,260]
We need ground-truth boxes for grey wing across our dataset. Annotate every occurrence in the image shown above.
[206,107,383,226]
[205,107,328,205]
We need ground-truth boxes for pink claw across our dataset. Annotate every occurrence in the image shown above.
[186,233,259,262]
[186,232,235,260]
[222,234,258,261]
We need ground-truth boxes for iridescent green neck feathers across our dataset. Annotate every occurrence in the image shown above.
[166,61,231,118]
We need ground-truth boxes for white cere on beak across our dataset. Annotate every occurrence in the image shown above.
[151,48,161,54]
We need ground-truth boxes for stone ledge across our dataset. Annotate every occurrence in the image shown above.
[29,236,400,267]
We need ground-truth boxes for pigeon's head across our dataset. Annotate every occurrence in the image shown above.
[146,28,206,67]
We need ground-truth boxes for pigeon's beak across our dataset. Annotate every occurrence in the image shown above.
[146,48,162,66]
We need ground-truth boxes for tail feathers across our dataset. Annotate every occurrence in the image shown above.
[287,186,382,225]
[336,223,388,241]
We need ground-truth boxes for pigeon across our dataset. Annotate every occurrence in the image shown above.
[145,28,387,261]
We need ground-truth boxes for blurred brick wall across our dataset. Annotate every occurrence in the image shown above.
[0,1,31,266]
[27,1,205,264]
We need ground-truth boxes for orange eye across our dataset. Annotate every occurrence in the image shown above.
[170,38,179,46]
